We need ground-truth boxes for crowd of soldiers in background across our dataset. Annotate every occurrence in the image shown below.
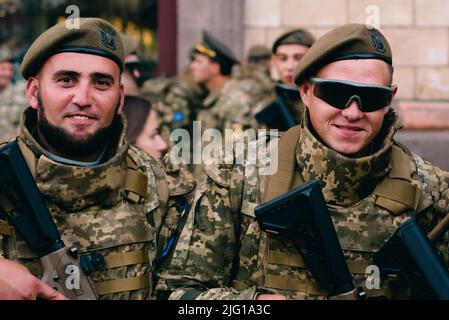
[0,28,316,162]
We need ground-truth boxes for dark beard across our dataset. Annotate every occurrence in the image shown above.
[37,94,121,159]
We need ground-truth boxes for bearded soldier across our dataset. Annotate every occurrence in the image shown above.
[0,18,196,300]
[155,24,449,300]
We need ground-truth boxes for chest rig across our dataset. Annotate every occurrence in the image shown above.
[0,120,168,299]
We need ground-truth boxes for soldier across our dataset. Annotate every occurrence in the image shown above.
[0,18,196,300]
[236,45,274,102]
[155,24,449,300]
[0,46,28,141]
[190,31,254,133]
[254,29,315,131]
[141,70,204,147]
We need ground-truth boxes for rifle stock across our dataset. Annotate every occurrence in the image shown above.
[374,216,449,300]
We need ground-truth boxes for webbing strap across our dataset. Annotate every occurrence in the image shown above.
[264,275,327,296]
[268,250,371,275]
[263,125,302,203]
[264,274,392,298]
[93,274,150,296]
[124,169,148,199]
[104,250,148,269]
[373,145,421,214]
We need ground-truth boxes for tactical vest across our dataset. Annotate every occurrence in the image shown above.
[0,138,169,300]
[231,125,433,300]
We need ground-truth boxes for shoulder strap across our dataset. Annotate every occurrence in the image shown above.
[124,153,149,203]
[373,145,421,215]
[262,125,303,203]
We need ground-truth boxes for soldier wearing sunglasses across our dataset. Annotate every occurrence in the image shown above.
[155,24,449,300]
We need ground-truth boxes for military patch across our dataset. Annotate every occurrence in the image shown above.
[99,25,116,51]
[369,29,386,53]
[172,111,185,123]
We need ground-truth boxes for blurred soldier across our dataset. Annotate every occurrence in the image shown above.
[141,70,205,146]
[0,18,196,300]
[254,29,315,131]
[236,45,274,102]
[190,31,254,133]
[0,46,28,141]
[156,24,449,300]
[120,33,142,96]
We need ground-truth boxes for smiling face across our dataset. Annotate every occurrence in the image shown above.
[272,44,309,85]
[299,59,397,156]
[26,52,124,160]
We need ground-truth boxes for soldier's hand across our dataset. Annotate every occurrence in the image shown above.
[0,259,68,300]
[256,294,287,300]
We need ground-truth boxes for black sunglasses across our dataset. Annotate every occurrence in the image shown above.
[309,77,394,112]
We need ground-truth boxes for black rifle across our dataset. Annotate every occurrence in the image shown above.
[255,179,363,299]
[373,216,449,300]
[255,83,299,131]
[0,141,98,299]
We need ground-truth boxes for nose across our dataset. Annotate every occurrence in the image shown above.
[72,81,92,107]
[341,99,364,121]
[157,136,168,153]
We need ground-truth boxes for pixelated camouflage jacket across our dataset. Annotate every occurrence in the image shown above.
[155,109,449,300]
[0,108,197,300]
[0,81,28,141]
[236,64,275,102]
[197,79,256,133]
[142,76,206,145]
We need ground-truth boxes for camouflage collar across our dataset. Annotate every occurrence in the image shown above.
[18,107,131,211]
[202,79,234,109]
[296,109,401,206]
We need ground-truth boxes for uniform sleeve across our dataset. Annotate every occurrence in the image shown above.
[154,160,265,300]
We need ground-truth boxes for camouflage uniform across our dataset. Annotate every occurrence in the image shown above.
[155,109,449,300]
[197,78,254,134]
[142,75,205,145]
[0,81,27,141]
[236,64,275,103]
[0,108,197,300]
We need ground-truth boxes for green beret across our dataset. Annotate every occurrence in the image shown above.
[294,23,392,85]
[193,31,240,67]
[21,18,124,79]
[248,45,271,60]
[272,29,315,53]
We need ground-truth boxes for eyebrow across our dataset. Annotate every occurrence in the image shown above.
[52,70,115,84]
[92,72,115,84]
[52,70,80,79]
